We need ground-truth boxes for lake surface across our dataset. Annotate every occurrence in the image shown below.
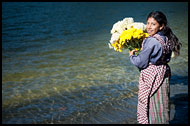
[2,2,188,124]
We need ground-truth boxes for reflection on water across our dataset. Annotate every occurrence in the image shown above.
[3,82,139,124]
[2,2,188,124]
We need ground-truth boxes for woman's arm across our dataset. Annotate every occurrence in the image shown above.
[129,37,162,69]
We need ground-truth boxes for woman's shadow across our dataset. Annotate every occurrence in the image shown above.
[169,75,188,124]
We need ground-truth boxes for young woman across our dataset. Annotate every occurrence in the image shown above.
[129,11,182,124]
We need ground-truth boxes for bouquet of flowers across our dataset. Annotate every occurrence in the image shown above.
[108,17,149,55]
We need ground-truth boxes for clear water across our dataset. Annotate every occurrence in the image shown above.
[2,2,188,124]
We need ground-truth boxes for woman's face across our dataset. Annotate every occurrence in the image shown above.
[146,17,163,36]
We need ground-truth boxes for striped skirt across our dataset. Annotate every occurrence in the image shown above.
[148,77,170,124]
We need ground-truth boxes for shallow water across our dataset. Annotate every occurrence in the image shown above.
[2,2,188,124]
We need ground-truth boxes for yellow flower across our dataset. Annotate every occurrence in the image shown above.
[133,32,139,39]
[136,29,143,34]
[135,48,138,51]
[109,17,150,55]
[121,41,125,45]
[144,33,149,37]
[126,34,132,40]
[112,27,149,53]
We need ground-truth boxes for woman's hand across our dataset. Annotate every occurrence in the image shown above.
[129,49,138,56]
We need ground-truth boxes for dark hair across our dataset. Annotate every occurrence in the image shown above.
[147,11,182,57]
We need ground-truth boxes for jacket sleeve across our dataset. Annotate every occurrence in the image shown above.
[129,37,162,69]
